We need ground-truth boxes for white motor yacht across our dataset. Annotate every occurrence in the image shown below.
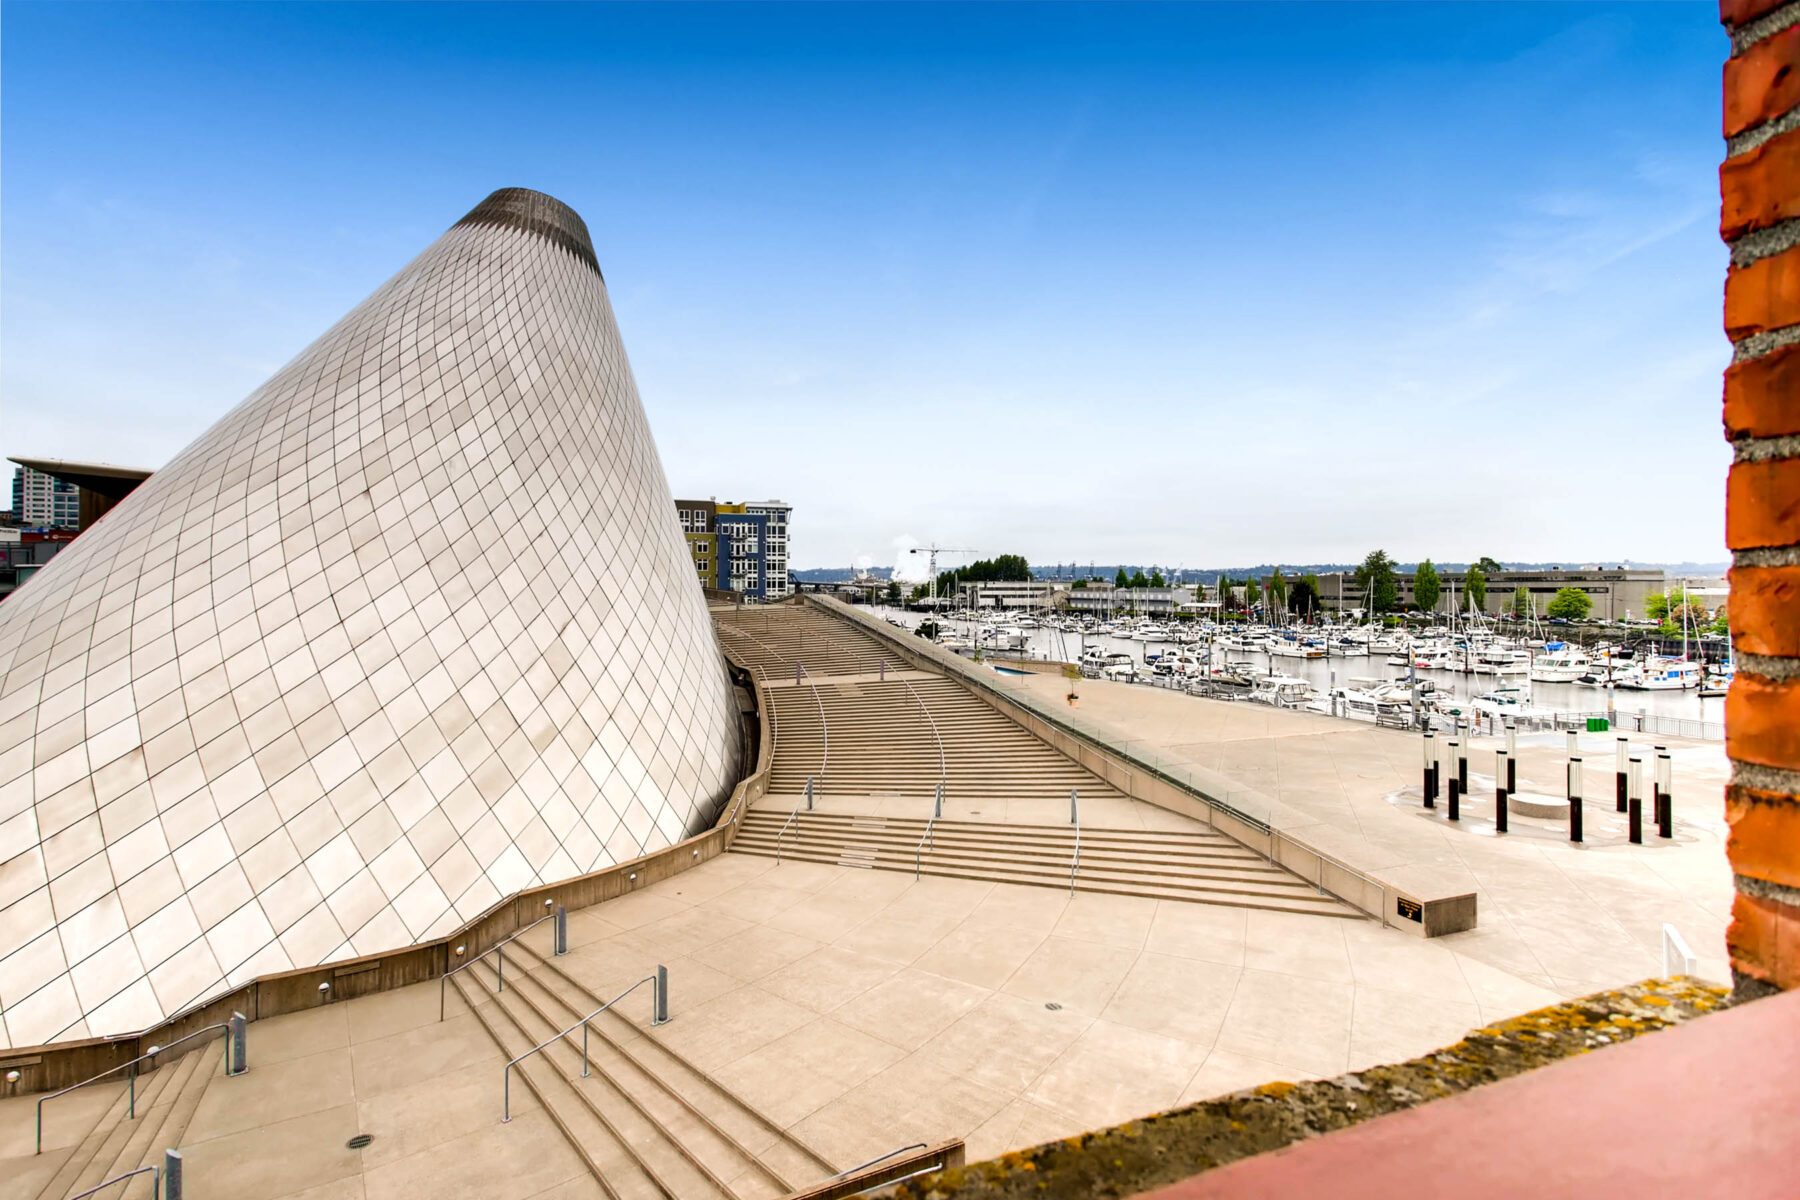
[1616,658,1703,691]
[1529,643,1593,683]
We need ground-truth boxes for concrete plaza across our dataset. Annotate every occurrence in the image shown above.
[998,671,1735,992]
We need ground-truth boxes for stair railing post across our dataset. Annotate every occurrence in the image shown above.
[581,1018,591,1078]
[164,1149,182,1200]
[497,945,504,993]
[229,1011,247,1076]
[554,905,568,956]
[1070,788,1078,825]
[806,776,814,811]
[654,965,670,1026]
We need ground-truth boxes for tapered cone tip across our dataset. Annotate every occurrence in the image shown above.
[454,187,601,277]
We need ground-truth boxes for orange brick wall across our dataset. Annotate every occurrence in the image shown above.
[1721,0,1800,998]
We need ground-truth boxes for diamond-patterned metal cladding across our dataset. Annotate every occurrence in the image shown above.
[0,189,743,1048]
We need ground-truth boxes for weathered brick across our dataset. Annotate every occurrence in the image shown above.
[1727,672,1800,769]
[1730,565,1800,656]
[1726,24,1800,137]
[1728,890,1800,989]
[1722,0,1790,29]
[1727,784,1800,889]
[1726,458,1800,549]
[1721,127,1800,239]
[1725,246,1800,338]
[1724,339,1800,437]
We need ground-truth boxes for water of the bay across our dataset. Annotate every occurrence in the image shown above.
[868,607,1723,724]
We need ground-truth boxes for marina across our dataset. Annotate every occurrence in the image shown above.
[872,607,1726,734]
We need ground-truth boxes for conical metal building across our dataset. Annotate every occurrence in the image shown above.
[0,189,743,1047]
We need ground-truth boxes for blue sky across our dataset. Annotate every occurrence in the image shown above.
[2,3,1729,572]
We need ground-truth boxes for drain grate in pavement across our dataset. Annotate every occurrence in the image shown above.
[347,1134,374,1150]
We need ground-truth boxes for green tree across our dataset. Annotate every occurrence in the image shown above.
[1355,550,1398,613]
[1215,578,1234,611]
[1546,587,1593,621]
[1465,564,1487,611]
[1413,560,1441,614]
[1129,570,1150,589]
[1115,568,1129,588]
[1475,556,1504,573]
[1645,591,1674,620]
[1288,577,1320,621]
[1245,578,1261,611]
[1511,586,1532,618]
[1268,567,1288,611]
[1149,571,1166,587]
[885,581,901,603]
[1071,578,1088,590]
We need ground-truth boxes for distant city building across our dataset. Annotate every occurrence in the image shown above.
[956,580,1068,610]
[1312,567,1665,620]
[743,501,791,599]
[10,465,78,528]
[7,458,152,532]
[674,498,792,600]
[1066,584,1207,618]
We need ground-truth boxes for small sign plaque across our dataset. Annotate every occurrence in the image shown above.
[1397,897,1423,923]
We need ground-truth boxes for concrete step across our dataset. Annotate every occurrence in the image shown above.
[33,1081,132,1200]
[37,1055,184,1200]
[450,969,667,1200]
[500,938,839,1196]
[733,829,1280,881]
[737,842,1355,917]
[739,815,1257,860]
[461,958,741,1200]
[735,830,1321,897]
[95,1045,211,1197]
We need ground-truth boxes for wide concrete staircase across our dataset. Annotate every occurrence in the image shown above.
[33,1042,216,1199]
[712,604,895,679]
[717,602,1359,919]
[765,674,1124,803]
[445,930,837,1200]
[734,809,1356,918]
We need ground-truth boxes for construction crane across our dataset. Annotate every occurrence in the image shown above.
[907,544,973,610]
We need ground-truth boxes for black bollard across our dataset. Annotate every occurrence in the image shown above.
[1658,753,1673,839]
[1568,756,1583,843]
[1422,733,1437,808]
[1504,722,1518,794]
[1495,750,1509,833]
[1458,749,1469,792]
[1627,756,1643,844]
[1448,776,1461,821]
[1615,737,1629,813]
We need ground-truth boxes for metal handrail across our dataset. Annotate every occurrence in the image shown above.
[898,675,947,793]
[1070,816,1082,896]
[914,787,941,882]
[775,777,812,865]
[834,1143,929,1179]
[761,663,779,761]
[439,911,557,1021]
[802,663,828,788]
[1269,827,1386,916]
[68,1164,160,1200]
[504,970,665,1121]
[36,1021,231,1154]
